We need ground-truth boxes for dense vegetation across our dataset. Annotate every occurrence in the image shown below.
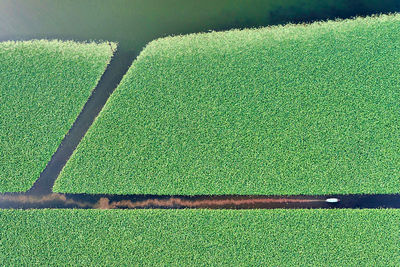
[55,14,400,195]
[0,40,115,192]
[0,209,398,266]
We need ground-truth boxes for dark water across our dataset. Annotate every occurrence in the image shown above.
[1,0,400,209]
[1,0,400,51]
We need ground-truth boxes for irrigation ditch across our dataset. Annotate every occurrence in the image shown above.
[1,192,400,209]
[27,47,135,196]
[1,0,400,209]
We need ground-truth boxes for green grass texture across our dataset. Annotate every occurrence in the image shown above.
[55,14,400,195]
[0,40,116,192]
[0,209,398,266]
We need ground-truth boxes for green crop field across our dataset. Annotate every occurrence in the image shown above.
[0,209,398,266]
[0,40,115,192]
[54,14,400,195]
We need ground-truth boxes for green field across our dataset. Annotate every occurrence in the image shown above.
[54,14,400,195]
[0,209,398,266]
[0,40,115,192]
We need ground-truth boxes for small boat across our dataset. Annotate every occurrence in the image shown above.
[326,198,340,203]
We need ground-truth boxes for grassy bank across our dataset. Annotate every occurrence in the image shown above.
[0,209,398,266]
[0,40,115,192]
[55,14,400,195]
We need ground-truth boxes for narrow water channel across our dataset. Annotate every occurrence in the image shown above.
[1,193,400,209]
[27,47,135,195]
[1,0,400,209]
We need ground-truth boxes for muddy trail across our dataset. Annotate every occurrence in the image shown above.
[1,192,400,209]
